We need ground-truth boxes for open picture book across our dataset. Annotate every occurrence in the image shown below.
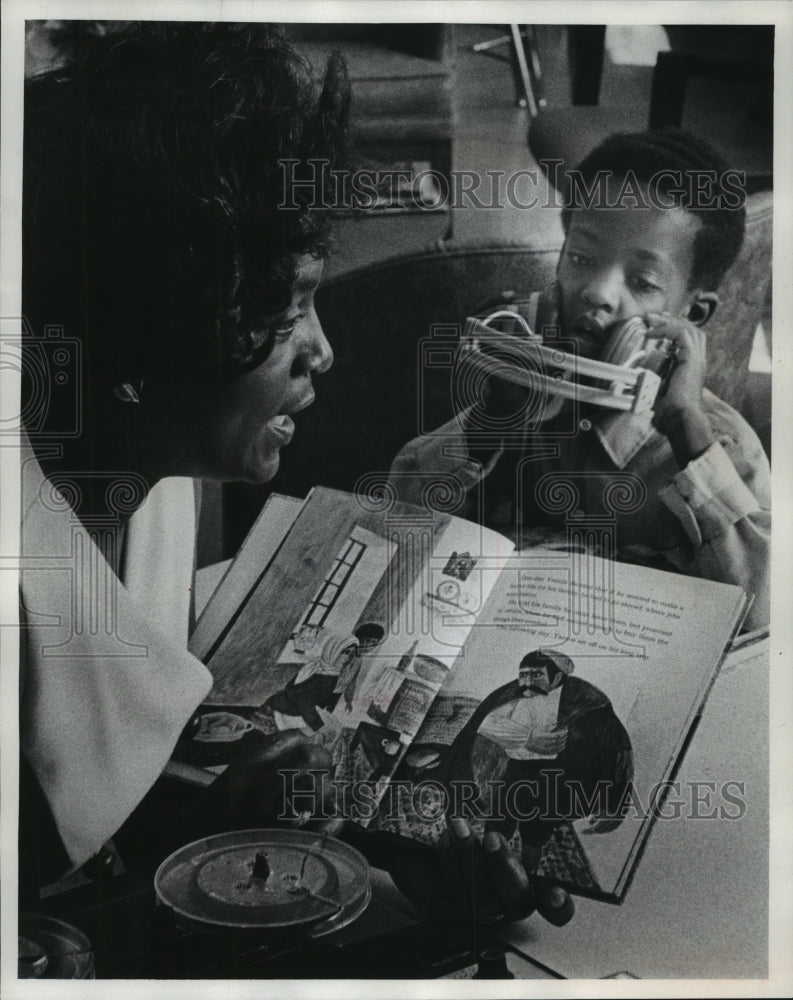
[189,487,750,903]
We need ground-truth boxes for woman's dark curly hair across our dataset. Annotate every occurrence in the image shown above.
[22,21,350,387]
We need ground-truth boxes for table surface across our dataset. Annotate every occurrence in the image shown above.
[35,633,769,981]
[498,636,769,979]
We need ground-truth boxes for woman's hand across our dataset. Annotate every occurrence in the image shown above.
[348,818,573,940]
[184,728,342,839]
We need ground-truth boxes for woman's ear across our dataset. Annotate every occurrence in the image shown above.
[686,292,719,327]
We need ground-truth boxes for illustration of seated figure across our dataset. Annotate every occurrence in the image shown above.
[444,649,634,874]
[266,633,359,732]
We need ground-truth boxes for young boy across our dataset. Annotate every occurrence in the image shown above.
[389,129,770,630]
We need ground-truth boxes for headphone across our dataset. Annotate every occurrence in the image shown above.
[459,296,676,417]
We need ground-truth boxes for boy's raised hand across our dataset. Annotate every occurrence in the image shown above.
[644,311,716,467]
[645,312,708,419]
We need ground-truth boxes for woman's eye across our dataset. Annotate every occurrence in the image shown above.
[273,317,297,337]
[271,316,299,339]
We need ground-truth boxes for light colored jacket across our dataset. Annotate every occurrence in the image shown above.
[19,438,211,868]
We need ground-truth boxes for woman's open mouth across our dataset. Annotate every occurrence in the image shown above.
[265,414,295,445]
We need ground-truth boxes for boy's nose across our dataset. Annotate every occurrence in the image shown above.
[580,266,624,315]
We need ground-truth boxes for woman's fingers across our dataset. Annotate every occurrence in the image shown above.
[440,818,503,926]
[440,818,479,918]
[446,823,573,927]
[535,883,575,926]
[245,728,332,769]
[219,728,340,831]
[482,831,536,922]
[446,821,535,925]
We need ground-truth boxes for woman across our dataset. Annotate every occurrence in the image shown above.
[19,20,347,890]
[19,21,567,929]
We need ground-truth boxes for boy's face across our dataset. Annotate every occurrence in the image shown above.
[556,179,705,359]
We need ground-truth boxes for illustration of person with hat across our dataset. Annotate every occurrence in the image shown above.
[266,632,360,732]
[444,649,634,874]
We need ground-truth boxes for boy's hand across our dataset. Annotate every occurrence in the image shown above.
[644,312,708,420]
[644,312,716,468]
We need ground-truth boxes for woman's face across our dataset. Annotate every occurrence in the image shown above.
[147,255,332,484]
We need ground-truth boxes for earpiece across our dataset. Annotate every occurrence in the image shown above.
[685,293,718,327]
[113,381,143,404]
[598,317,650,368]
[686,302,710,326]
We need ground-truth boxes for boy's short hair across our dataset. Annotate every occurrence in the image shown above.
[22,22,350,387]
[560,128,746,291]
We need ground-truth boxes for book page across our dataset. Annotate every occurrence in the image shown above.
[371,548,747,900]
[205,487,514,715]
[189,493,305,661]
[203,488,516,824]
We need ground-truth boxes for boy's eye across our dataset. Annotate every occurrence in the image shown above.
[631,275,661,294]
[567,250,593,267]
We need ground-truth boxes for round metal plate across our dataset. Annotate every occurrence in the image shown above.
[18,914,94,979]
[154,828,370,937]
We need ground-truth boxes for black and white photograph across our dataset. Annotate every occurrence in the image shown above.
[1,1,790,993]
